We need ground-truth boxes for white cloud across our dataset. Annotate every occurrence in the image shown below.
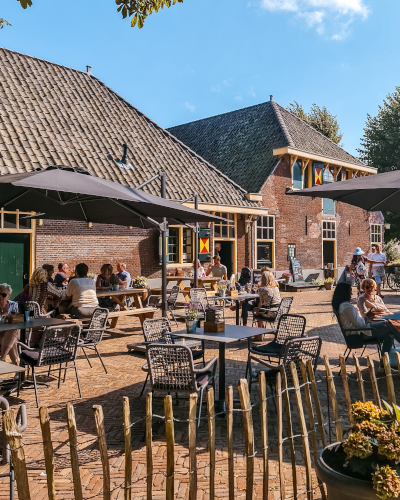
[234,95,243,101]
[185,102,195,112]
[260,0,369,39]
[248,86,256,97]
[211,78,233,93]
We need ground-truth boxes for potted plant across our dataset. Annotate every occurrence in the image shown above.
[325,277,335,290]
[316,401,400,500]
[282,272,291,284]
[217,284,227,297]
[130,276,148,289]
[110,274,120,291]
[313,278,324,289]
[185,303,198,333]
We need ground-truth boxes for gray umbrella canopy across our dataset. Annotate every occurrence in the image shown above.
[286,170,400,212]
[0,167,226,228]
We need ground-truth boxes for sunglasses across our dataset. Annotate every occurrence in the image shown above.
[0,293,8,298]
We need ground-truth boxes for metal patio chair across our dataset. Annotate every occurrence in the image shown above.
[146,343,217,426]
[78,307,109,373]
[190,288,224,320]
[18,324,82,407]
[252,295,294,329]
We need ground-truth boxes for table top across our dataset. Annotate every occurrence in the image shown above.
[96,288,147,297]
[0,317,71,332]
[173,324,275,343]
[382,312,400,321]
[207,293,258,302]
[0,360,25,375]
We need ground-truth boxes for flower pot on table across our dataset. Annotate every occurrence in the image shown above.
[324,283,333,290]
[186,320,197,333]
[316,443,379,500]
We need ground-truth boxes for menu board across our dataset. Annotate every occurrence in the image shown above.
[290,258,304,282]
[252,269,262,285]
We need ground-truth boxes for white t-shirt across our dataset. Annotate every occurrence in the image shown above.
[371,252,386,277]
[66,278,99,308]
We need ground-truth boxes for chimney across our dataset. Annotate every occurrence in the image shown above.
[121,143,129,164]
[86,65,92,76]
[270,95,274,101]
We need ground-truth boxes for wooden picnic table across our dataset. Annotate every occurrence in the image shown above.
[96,287,148,311]
[166,276,222,291]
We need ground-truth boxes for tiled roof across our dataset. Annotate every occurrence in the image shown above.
[0,47,254,208]
[168,100,367,194]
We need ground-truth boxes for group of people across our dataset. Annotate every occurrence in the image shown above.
[350,244,386,297]
[193,255,228,280]
[0,261,133,366]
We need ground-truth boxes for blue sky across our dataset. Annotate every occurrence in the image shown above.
[1,0,399,157]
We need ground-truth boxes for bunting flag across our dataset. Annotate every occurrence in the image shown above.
[341,171,347,182]
[200,237,209,254]
[314,167,323,185]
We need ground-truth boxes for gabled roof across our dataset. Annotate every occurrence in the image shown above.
[168,100,367,194]
[0,47,254,208]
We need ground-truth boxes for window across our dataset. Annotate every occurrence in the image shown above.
[257,242,273,268]
[371,224,382,244]
[214,212,235,238]
[292,160,302,189]
[322,221,336,239]
[182,228,193,263]
[0,210,34,230]
[257,216,274,240]
[167,228,179,263]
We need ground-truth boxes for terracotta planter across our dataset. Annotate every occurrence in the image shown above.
[325,283,333,290]
[316,443,378,500]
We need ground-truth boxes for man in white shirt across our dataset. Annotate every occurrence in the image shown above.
[66,263,99,319]
[206,255,228,280]
[370,243,386,298]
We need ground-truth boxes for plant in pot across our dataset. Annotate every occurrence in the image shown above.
[316,400,400,500]
[313,278,324,289]
[217,284,227,297]
[110,274,120,291]
[282,272,291,284]
[324,277,335,290]
[185,303,198,333]
[131,276,148,289]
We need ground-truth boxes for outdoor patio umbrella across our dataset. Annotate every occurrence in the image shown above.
[0,166,226,314]
[286,170,400,212]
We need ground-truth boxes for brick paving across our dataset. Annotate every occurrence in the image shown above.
[1,288,400,499]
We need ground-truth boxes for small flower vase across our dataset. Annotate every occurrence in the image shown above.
[219,289,226,297]
[186,319,197,333]
[285,276,290,284]
[325,283,333,290]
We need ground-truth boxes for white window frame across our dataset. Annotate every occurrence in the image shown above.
[167,226,194,267]
[255,215,275,268]
[370,224,383,244]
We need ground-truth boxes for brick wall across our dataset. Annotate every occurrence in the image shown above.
[259,154,375,273]
[36,220,161,278]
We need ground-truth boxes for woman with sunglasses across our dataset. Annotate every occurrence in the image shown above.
[0,283,20,365]
[358,279,390,319]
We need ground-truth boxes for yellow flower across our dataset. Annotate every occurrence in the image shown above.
[343,432,372,459]
[372,466,400,500]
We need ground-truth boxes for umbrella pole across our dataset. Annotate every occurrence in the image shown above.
[194,193,199,289]
[161,173,167,318]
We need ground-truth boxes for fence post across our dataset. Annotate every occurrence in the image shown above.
[238,379,254,500]
[164,395,174,500]
[339,356,354,425]
[367,356,381,409]
[146,393,153,500]
[353,354,366,403]
[122,397,132,500]
[188,393,197,500]
[39,406,56,500]
[258,372,268,500]
[306,359,326,448]
[66,402,83,500]
[323,356,343,442]
[276,373,285,500]
[3,409,31,500]
[93,405,110,500]
[226,386,234,500]
[290,362,313,500]
[281,369,297,499]
[383,352,396,405]
[207,387,215,500]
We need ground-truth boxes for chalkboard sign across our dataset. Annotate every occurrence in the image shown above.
[290,258,304,282]
[252,269,262,285]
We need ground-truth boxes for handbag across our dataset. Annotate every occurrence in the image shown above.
[374,265,385,278]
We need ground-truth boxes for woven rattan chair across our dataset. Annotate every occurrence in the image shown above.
[190,288,224,320]
[248,336,322,396]
[25,301,56,319]
[146,343,217,426]
[78,308,109,373]
[246,314,306,377]
[18,324,82,407]
[139,317,205,397]
[252,296,293,328]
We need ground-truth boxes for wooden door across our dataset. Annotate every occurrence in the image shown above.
[0,234,30,298]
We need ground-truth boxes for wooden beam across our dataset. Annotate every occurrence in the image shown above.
[301,158,310,174]
[323,163,330,171]
[290,155,298,171]
[334,166,342,180]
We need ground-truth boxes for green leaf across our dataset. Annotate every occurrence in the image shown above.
[393,404,400,422]
[137,15,144,28]
[130,14,137,27]
[382,400,394,417]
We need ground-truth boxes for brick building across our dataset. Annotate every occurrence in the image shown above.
[168,96,384,278]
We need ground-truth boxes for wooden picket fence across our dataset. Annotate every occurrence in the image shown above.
[3,351,400,500]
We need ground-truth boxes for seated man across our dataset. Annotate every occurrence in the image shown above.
[54,263,70,289]
[116,262,131,285]
[65,263,99,319]
[206,255,228,280]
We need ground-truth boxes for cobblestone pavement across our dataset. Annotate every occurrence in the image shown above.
[1,288,400,499]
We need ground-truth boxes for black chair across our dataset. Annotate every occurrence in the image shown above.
[147,286,181,327]
[248,336,322,396]
[139,317,205,396]
[334,311,382,360]
[252,296,294,328]
[78,307,109,373]
[18,324,82,407]
[246,313,306,377]
[146,343,217,427]
[190,288,225,320]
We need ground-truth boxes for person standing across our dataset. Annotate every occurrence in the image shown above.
[370,243,386,298]
[350,247,368,296]
[206,255,227,280]
[367,245,376,278]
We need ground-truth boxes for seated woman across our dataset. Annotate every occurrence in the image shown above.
[242,271,281,327]
[0,283,20,365]
[358,279,390,319]
[333,282,400,371]
[193,259,205,278]
[96,264,124,290]
[29,267,66,315]
[65,263,99,319]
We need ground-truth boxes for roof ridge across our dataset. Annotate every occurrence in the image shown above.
[270,100,295,148]
[274,101,366,166]
[0,46,250,197]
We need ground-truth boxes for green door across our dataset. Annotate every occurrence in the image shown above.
[0,234,30,298]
